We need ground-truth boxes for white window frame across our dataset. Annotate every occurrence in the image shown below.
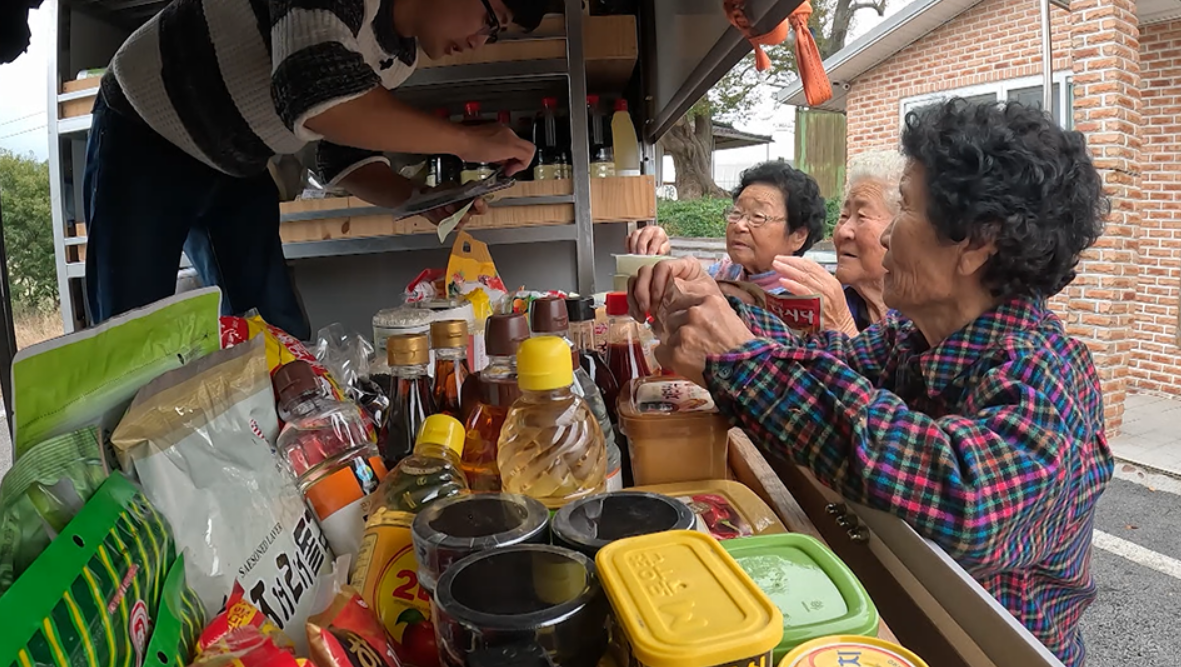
[899,71,1074,130]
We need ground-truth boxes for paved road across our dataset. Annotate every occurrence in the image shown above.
[1081,464,1181,666]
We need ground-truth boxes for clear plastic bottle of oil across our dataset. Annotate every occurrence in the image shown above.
[461,313,530,491]
[497,336,607,509]
[352,414,469,660]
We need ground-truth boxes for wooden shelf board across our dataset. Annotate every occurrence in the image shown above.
[418,15,637,90]
[279,175,654,244]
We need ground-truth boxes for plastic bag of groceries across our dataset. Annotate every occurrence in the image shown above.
[11,288,222,458]
[110,336,333,654]
[0,472,205,667]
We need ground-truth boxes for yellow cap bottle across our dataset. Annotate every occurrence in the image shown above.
[516,335,575,391]
[417,414,466,458]
[497,336,606,509]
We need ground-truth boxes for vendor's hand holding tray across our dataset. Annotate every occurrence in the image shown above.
[393,166,516,218]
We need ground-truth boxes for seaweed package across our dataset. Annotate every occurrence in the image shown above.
[0,426,109,595]
[0,472,205,667]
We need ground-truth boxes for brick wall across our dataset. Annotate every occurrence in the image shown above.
[1129,21,1181,396]
[842,0,1147,433]
[844,0,1073,156]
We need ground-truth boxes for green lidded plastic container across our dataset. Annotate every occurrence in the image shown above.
[721,533,878,661]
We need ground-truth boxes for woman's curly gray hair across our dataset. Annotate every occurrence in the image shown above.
[846,150,907,213]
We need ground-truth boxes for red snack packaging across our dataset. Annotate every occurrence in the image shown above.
[190,583,305,667]
[308,585,406,667]
[762,292,823,335]
[220,311,349,404]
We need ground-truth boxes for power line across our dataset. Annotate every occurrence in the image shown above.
[0,112,46,128]
[0,125,48,141]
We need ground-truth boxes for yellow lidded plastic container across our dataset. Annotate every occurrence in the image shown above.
[779,636,928,667]
[595,529,784,667]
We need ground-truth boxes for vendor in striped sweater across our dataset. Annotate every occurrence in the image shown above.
[85,0,543,340]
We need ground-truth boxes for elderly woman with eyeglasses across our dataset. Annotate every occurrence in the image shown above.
[774,150,904,335]
[628,162,826,298]
[629,99,1112,666]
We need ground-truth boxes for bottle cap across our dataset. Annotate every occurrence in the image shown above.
[497,110,511,125]
[565,296,595,323]
[542,97,559,109]
[517,336,574,391]
[416,414,467,456]
[485,312,531,356]
[614,98,628,112]
[271,360,320,405]
[388,333,430,366]
[431,319,469,349]
[586,94,600,106]
[529,297,569,334]
[464,101,481,116]
[605,292,630,316]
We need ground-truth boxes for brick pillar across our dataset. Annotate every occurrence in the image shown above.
[1057,0,1142,435]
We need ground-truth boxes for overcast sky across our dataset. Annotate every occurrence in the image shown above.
[0,4,902,164]
[0,8,49,160]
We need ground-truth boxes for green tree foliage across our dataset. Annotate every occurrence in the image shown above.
[658,198,731,238]
[0,150,59,312]
[661,0,885,200]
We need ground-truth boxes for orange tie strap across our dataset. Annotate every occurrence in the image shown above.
[788,0,833,106]
[723,0,832,105]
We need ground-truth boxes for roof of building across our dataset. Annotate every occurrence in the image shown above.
[777,0,987,111]
[712,121,775,150]
[779,0,1181,111]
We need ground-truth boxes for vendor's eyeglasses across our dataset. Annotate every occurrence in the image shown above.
[478,0,502,43]
[725,206,785,228]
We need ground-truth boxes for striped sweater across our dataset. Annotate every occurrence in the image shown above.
[101,0,419,183]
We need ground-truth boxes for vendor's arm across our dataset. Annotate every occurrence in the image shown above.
[270,0,533,172]
[705,340,1070,569]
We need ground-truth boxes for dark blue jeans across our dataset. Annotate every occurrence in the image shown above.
[83,94,311,340]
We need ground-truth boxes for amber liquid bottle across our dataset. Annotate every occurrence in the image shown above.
[604,292,652,385]
[461,313,530,491]
[431,319,471,423]
[567,296,619,421]
[385,333,438,466]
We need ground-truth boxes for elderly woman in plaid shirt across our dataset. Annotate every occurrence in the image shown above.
[629,99,1113,667]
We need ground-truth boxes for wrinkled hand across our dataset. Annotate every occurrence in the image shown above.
[773,256,857,335]
[653,282,755,386]
[421,191,489,227]
[458,124,535,177]
[627,226,671,255]
[627,257,710,322]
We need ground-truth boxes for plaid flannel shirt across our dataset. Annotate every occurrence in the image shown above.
[705,295,1113,666]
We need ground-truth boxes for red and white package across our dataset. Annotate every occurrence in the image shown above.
[762,292,823,335]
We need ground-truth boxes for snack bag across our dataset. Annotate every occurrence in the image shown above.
[220,310,346,401]
[110,337,333,654]
[0,472,205,667]
[190,583,306,667]
[308,584,404,667]
[404,269,446,305]
[12,287,222,458]
[197,583,296,654]
[446,232,507,306]
[762,292,823,335]
[0,426,108,594]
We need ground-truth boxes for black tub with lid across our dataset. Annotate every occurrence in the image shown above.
[412,493,550,595]
[551,491,696,558]
[433,545,609,667]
